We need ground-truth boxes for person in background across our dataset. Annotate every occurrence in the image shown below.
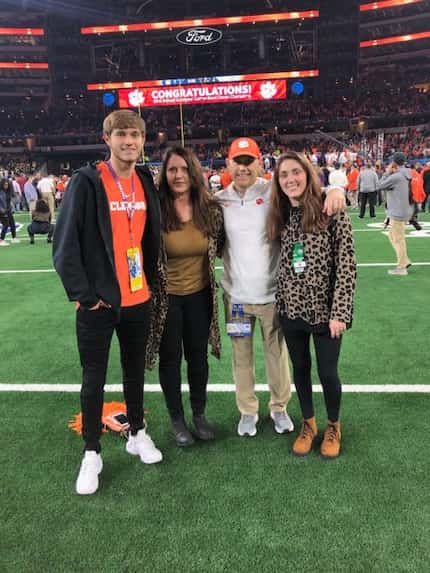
[0,179,10,246]
[16,173,28,210]
[11,177,22,212]
[422,161,430,213]
[328,162,348,195]
[53,110,164,495]
[408,163,425,231]
[152,146,224,447]
[346,162,359,209]
[0,178,20,245]
[268,151,356,459]
[24,176,38,220]
[377,152,412,276]
[27,198,55,244]
[55,175,69,208]
[357,162,379,218]
[37,174,56,222]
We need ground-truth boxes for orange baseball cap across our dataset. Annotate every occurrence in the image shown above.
[228,137,261,160]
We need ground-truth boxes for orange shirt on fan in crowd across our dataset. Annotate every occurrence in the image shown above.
[97,162,150,307]
[347,168,359,192]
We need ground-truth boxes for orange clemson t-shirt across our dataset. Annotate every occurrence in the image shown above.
[97,162,150,307]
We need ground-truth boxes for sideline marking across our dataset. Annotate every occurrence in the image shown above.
[1,383,430,393]
[0,269,55,274]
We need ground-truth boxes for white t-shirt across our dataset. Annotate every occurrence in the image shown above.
[37,177,54,194]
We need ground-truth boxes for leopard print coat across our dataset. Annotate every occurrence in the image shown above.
[276,207,356,326]
[145,205,225,369]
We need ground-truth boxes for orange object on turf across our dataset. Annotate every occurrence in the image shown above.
[68,401,128,435]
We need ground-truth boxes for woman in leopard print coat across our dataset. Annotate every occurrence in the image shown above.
[146,146,224,447]
[267,151,356,460]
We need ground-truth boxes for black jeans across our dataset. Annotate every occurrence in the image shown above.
[359,191,377,218]
[76,301,151,452]
[0,210,16,239]
[159,287,211,420]
[27,221,55,240]
[280,317,342,423]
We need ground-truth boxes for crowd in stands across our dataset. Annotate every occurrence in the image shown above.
[0,88,428,142]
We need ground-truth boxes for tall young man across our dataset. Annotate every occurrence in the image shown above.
[53,110,163,495]
[216,138,345,437]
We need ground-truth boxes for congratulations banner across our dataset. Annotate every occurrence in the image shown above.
[118,80,287,107]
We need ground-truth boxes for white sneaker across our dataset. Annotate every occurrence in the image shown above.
[270,411,294,434]
[0,240,10,247]
[76,451,103,495]
[10,238,20,244]
[237,414,258,437]
[126,428,163,464]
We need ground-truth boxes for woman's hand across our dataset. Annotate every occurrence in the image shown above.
[323,188,346,215]
[329,319,346,339]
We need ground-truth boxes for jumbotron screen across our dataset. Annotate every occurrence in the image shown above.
[118,79,287,108]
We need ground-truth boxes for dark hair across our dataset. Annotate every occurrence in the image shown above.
[0,178,12,192]
[267,151,328,239]
[158,146,218,236]
[35,198,49,212]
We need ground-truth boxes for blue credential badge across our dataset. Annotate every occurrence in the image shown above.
[226,303,252,337]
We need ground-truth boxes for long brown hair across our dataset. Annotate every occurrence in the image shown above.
[158,146,218,236]
[267,151,328,239]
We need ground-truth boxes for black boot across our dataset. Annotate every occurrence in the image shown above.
[171,418,195,447]
[192,414,215,441]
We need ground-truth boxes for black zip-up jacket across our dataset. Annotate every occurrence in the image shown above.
[53,163,161,309]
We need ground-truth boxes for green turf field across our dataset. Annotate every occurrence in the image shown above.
[1,208,430,572]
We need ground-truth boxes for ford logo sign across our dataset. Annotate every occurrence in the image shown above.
[176,27,223,46]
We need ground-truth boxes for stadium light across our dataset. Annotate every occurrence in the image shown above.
[360,0,423,12]
[0,27,44,35]
[0,62,48,69]
[81,11,319,35]
[360,30,430,47]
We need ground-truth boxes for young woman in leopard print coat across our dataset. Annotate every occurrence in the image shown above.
[267,151,356,460]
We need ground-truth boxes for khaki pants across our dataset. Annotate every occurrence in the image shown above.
[388,218,410,268]
[223,295,291,415]
[41,192,55,221]
[347,190,358,208]
[28,199,36,220]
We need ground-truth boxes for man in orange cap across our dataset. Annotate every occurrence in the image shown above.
[216,137,345,438]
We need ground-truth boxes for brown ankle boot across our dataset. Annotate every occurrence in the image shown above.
[292,417,318,456]
[320,421,341,459]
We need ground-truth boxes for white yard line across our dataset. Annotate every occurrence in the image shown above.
[1,383,430,393]
[0,269,55,274]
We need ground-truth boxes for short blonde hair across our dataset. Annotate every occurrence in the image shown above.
[102,110,145,135]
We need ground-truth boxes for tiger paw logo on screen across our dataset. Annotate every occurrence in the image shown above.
[260,81,277,100]
[128,89,145,107]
